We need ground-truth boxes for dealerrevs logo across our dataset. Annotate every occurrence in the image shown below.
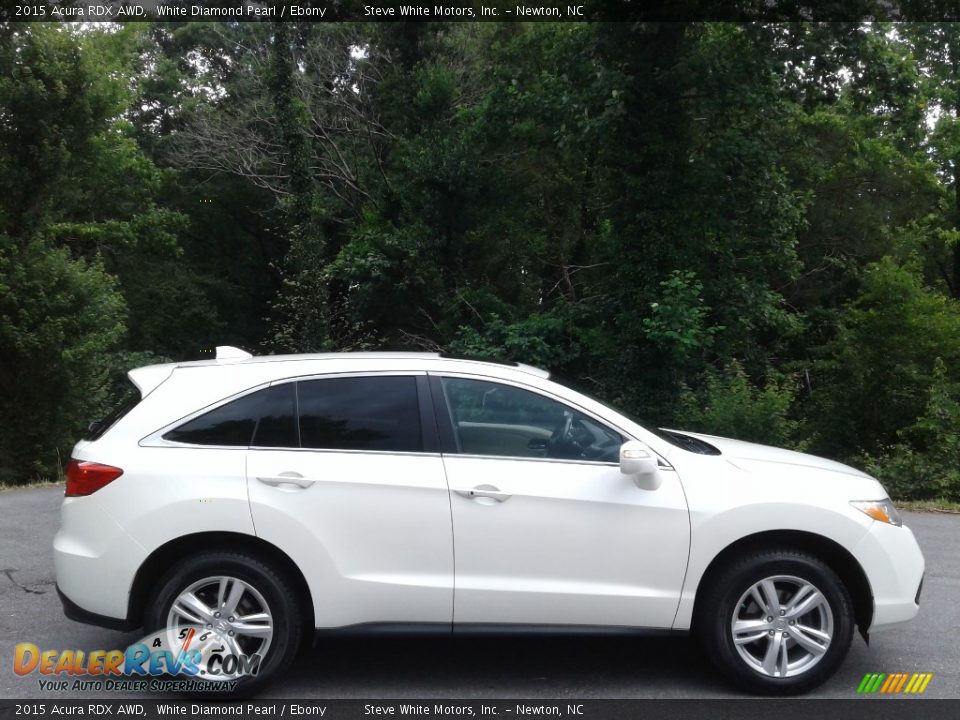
[14,625,260,692]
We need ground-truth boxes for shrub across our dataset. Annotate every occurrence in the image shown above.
[676,360,806,449]
[865,358,960,501]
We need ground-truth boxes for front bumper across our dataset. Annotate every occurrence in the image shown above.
[852,519,925,632]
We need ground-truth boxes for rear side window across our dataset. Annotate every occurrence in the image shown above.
[297,376,421,452]
[252,383,298,448]
[163,389,268,446]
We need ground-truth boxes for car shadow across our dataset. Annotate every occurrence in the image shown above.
[264,634,734,698]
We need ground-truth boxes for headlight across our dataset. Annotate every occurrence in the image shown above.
[851,499,902,527]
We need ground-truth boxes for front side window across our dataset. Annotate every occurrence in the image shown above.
[440,377,622,462]
[163,388,268,446]
[297,376,422,452]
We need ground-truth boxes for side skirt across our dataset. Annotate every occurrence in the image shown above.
[313,622,686,639]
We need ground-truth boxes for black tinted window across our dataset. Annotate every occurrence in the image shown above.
[298,376,421,452]
[164,389,267,446]
[252,383,298,448]
[85,382,140,441]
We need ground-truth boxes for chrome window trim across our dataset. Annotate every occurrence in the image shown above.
[140,370,427,450]
[248,447,442,459]
[139,367,674,470]
[444,453,620,468]
[274,369,426,383]
[442,453,675,471]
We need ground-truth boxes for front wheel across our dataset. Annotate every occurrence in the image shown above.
[698,548,854,695]
[145,551,302,695]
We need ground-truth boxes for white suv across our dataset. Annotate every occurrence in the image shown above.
[55,348,924,694]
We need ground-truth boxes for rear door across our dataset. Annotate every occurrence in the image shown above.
[246,373,454,628]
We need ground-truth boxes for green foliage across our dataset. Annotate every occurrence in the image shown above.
[449,310,582,371]
[677,361,806,449]
[807,258,960,460]
[0,25,200,482]
[0,237,125,483]
[11,21,960,503]
[866,359,960,501]
[641,271,720,358]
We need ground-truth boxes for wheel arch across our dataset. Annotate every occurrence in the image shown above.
[127,531,315,640]
[690,530,873,640]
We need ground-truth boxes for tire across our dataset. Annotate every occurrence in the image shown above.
[697,547,854,695]
[145,551,302,696]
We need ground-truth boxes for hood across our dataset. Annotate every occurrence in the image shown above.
[662,429,873,480]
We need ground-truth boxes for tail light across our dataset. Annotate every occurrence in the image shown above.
[65,459,123,497]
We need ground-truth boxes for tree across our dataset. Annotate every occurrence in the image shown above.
[0,238,125,483]
[902,24,960,299]
[807,258,960,460]
[0,25,185,482]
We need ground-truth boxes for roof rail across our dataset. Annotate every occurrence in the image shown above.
[216,346,253,361]
[437,351,549,379]
[438,351,520,367]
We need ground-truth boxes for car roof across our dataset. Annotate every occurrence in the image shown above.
[128,348,550,396]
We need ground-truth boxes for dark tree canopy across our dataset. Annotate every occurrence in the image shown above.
[3,21,960,500]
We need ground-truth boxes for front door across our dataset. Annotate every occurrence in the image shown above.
[434,375,690,629]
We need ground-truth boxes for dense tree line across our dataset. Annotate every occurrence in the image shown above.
[3,21,960,500]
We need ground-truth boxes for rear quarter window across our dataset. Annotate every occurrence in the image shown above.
[163,389,269,446]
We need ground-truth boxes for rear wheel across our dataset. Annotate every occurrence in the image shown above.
[698,548,854,695]
[145,551,301,694]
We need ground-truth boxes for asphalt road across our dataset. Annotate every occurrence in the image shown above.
[1,485,957,699]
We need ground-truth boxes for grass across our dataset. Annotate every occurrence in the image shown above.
[0,479,63,492]
[895,499,960,514]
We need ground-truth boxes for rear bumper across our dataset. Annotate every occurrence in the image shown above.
[852,520,925,632]
[53,496,146,626]
[57,585,137,631]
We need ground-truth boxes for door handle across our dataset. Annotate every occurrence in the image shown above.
[455,485,511,503]
[256,472,313,489]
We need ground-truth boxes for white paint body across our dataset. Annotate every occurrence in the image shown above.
[54,353,924,635]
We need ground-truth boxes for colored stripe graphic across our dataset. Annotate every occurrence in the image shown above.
[904,674,920,693]
[893,673,909,693]
[858,672,933,694]
[883,674,896,693]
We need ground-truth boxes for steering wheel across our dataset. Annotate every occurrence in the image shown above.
[547,412,582,458]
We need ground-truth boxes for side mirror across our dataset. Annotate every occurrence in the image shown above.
[619,440,662,491]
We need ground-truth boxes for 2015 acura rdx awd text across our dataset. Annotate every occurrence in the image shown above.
[54,348,924,694]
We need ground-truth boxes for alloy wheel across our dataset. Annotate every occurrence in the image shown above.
[730,574,834,678]
[166,575,274,678]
